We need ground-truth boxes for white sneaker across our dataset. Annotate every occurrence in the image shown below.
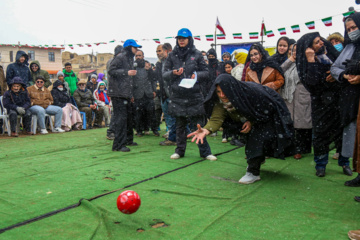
[40,129,48,134]
[53,127,65,133]
[206,155,217,161]
[144,131,150,135]
[210,132,217,137]
[238,172,261,184]
[170,153,181,159]
[222,138,228,143]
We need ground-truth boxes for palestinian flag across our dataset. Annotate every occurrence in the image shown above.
[291,25,300,33]
[322,17,332,27]
[85,43,92,47]
[343,11,355,18]
[265,30,275,37]
[217,34,226,40]
[206,35,214,41]
[233,33,242,39]
[305,21,315,30]
[194,36,201,41]
[249,32,259,39]
[153,39,160,44]
[278,28,286,35]
[109,40,116,43]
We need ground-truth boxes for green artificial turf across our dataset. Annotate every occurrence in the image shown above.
[0,127,359,239]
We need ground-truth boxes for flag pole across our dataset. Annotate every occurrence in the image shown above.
[214,27,217,55]
[261,18,264,46]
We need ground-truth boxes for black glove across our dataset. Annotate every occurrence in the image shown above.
[342,59,360,75]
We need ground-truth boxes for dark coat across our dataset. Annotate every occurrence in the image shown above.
[163,44,209,117]
[73,88,96,108]
[155,59,170,102]
[133,67,156,100]
[6,51,32,87]
[86,81,97,94]
[3,77,31,112]
[107,47,134,99]
[51,80,71,108]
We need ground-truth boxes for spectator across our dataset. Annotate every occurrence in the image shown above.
[6,50,32,87]
[51,80,82,131]
[93,81,111,127]
[86,74,98,94]
[2,77,32,136]
[29,60,51,88]
[269,36,291,66]
[97,73,105,83]
[56,70,70,96]
[63,62,78,95]
[327,32,345,52]
[206,48,221,96]
[0,64,6,95]
[231,50,247,81]
[201,50,208,64]
[108,39,140,152]
[224,61,235,74]
[73,79,104,129]
[27,76,65,134]
[163,28,216,160]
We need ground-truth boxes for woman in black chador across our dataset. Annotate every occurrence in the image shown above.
[296,32,351,177]
[188,74,295,184]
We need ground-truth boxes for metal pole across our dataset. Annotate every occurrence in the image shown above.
[214,28,217,57]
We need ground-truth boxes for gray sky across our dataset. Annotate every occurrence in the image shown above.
[0,0,358,58]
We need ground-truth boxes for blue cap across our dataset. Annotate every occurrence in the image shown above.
[123,39,142,48]
[176,28,192,38]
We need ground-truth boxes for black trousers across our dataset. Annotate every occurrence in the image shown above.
[134,97,156,132]
[112,97,134,150]
[247,156,265,176]
[294,128,312,154]
[107,111,115,136]
[175,115,212,157]
[9,109,32,132]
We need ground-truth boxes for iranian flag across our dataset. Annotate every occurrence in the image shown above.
[233,33,242,39]
[217,34,226,40]
[77,44,84,47]
[85,43,92,47]
[291,25,300,33]
[52,44,57,47]
[68,44,74,49]
[305,21,315,30]
[249,32,259,39]
[278,28,286,35]
[265,30,275,37]
[216,17,226,35]
[322,17,332,27]
[260,22,266,36]
[44,45,49,49]
[153,39,160,44]
[95,43,101,46]
[165,36,173,39]
[343,11,354,18]
[109,40,116,43]
[206,35,214,41]
[194,36,201,41]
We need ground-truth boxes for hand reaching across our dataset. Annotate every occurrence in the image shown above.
[187,124,210,144]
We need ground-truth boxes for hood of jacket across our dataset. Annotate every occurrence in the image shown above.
[30,60,42,73]
[53,79,68,89]
[95,81,107,92]
[8,76,27,89]
[15,51,29,66]
[97,73,105,81]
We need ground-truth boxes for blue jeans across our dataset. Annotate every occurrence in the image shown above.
[161,99,176,131]
[314,153,349,169]
[29,105,63,129]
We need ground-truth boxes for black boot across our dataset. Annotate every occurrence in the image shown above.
[345,174,360,187]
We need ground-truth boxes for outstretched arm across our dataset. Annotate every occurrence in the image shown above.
[187,124,210,144]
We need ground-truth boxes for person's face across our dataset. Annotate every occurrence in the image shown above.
[65,65,72,72]
[35,79,45,88]
[58,84,64,89]
[19,56,25,63]
[156,46,165,60]
[145,62,151,69]
[216,85,229,103]
[208,54,216,60]
[31,64,39,72]
[11,84,21,93]
[91,77,97,83]
[100,85,105,90]
[250,49,262,63]
[79,83,86,90]
[102,76,105,80]
[135,50,144,60]
[225,64,233,74]
[58,76,64,81]
[346,20,358,34]
[312,37,324,53]
[290,45,297,59]
[131,47,138,55]
[177,37,189,47]
[222,55,230,62]
[278,39,289,55]
[330,39,341,46]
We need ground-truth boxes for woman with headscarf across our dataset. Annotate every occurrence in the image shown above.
[331,12,360,186]
[270,37,291,66]
[163,28,216,161]
[188,74,295,184]
[296,32,350,177]
[281,43,312,160]
[245,44,285,92]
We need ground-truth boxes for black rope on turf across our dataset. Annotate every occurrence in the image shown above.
[0,146,240,234]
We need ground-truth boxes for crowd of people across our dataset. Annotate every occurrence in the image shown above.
[1,13,360,191]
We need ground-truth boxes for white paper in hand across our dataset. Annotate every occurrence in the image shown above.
[179,72,197,88]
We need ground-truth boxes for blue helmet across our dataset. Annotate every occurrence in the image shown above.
[123,39,142,48]
[176,28,192,38]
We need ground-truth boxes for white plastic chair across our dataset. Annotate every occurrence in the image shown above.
[0,96,11,136]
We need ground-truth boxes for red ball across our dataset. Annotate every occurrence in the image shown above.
[117,190,141,214]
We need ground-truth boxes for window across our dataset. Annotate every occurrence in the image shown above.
[48,52,55,62]
[28,50,35,60]
[9,51,13,62]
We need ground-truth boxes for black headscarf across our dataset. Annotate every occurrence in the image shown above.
[344,12,360,59]
[270,37,290,65]
[174,37,194,61]
[207,48,218,66]
[205,74,294,159]
[296,32,339,84]
[249,43,284,81]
